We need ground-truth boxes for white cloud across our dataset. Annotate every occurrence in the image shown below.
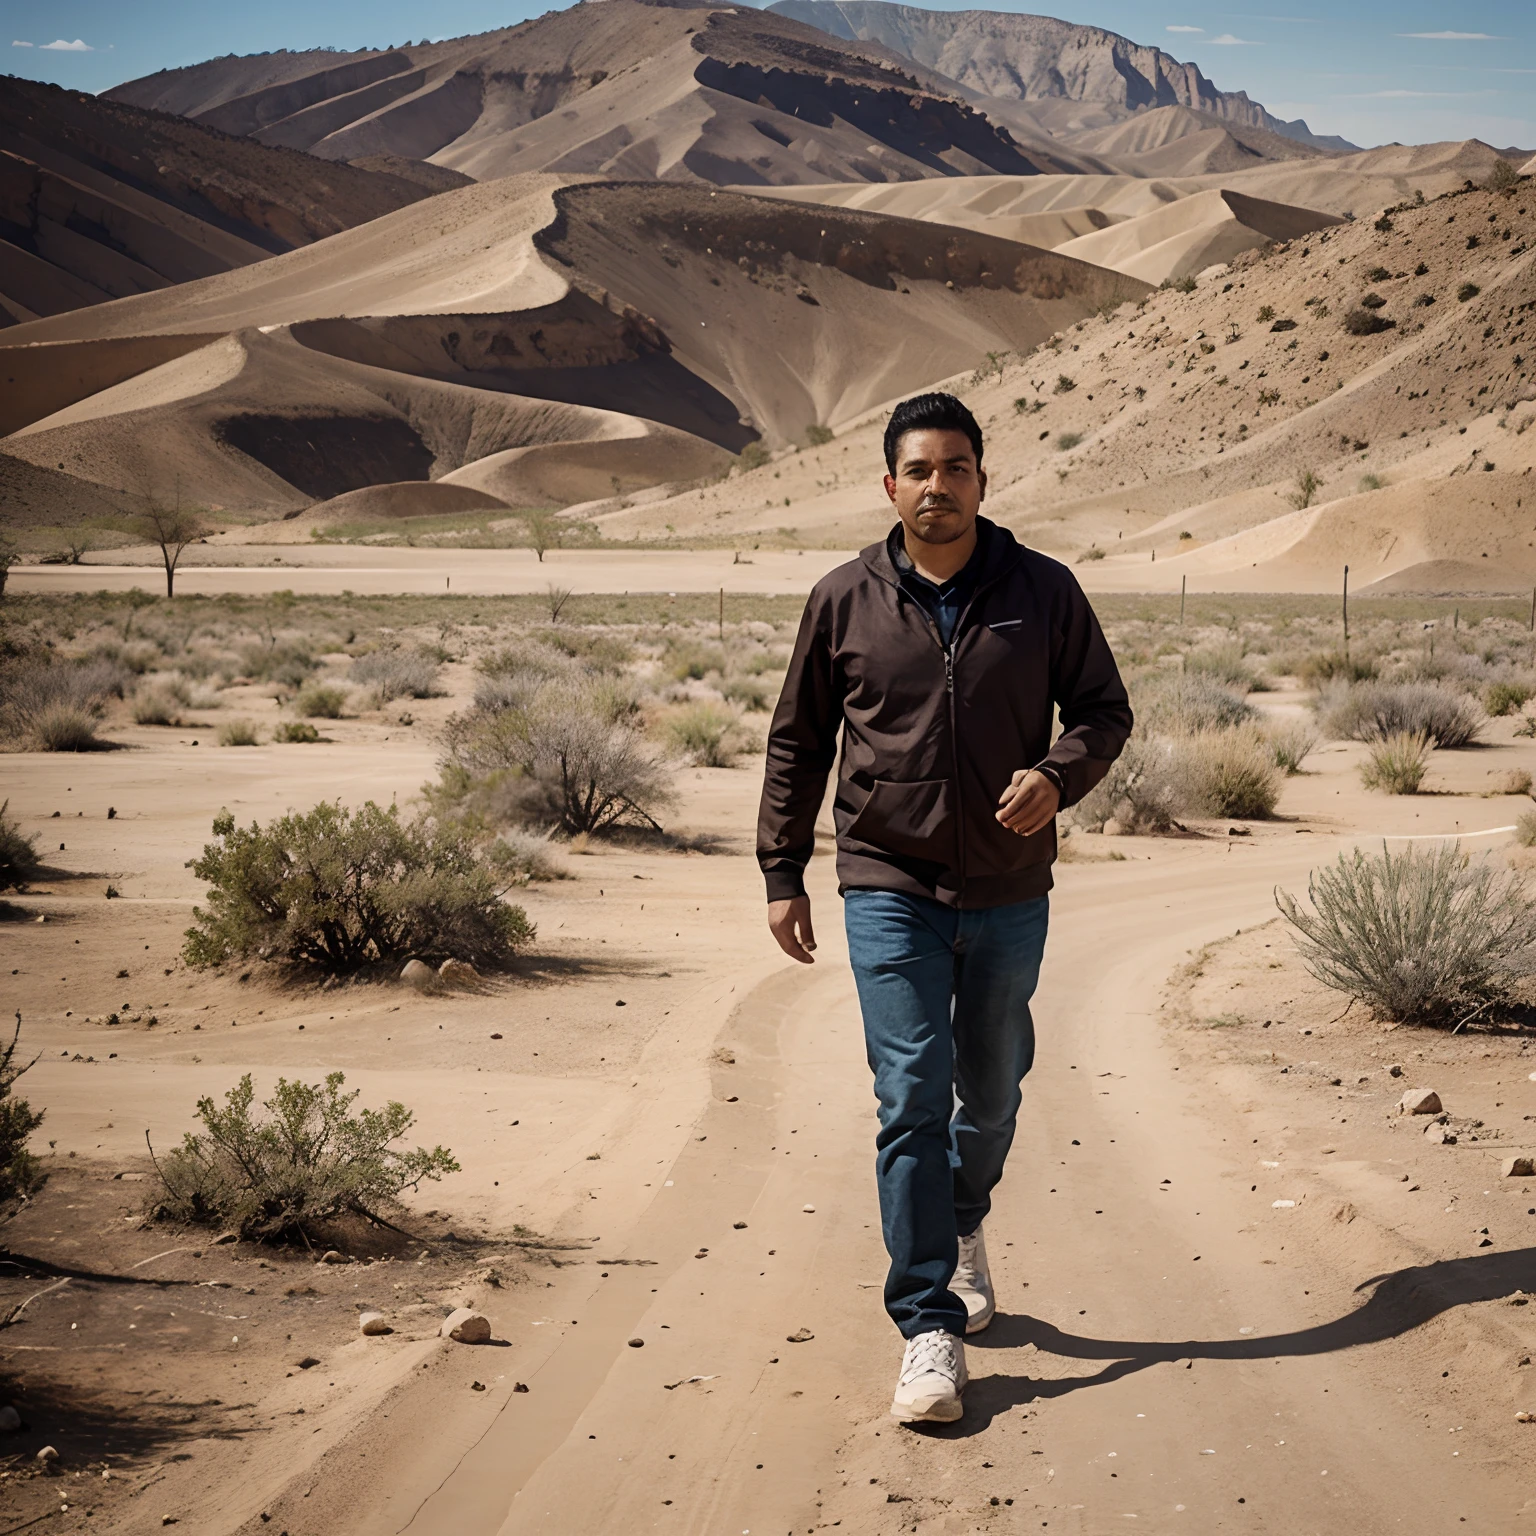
[10,39,32,47]
[40,38,94,51]
[1397,31,1502,40]
[1166,24,1204,33]
[1208,33,1260,44]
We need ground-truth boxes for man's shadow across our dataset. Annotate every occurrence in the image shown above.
[926,1246,1536,1436]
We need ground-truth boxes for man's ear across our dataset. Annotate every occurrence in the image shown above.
[978,468,988,502]
[882,473,898,505]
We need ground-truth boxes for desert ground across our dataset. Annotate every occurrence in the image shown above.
[1,584,1535,1536]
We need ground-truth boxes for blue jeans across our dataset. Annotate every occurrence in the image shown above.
[843,889,1049,1339]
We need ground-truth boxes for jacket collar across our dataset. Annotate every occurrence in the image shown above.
[860,515,1023,590]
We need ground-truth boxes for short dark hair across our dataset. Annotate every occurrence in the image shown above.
[883,392,983,474]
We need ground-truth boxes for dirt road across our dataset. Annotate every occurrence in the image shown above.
[326,832,1531,1536]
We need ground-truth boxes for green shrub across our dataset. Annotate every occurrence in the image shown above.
[1298,650,1375,688]
[666,702,746,767]
[1485,159,1522,194]
[1053,374,1076,394]
[723,675,771,711]
[295,683,347,719]
[1484,680,1532,718]
[1359,730,1432,794]
[274,721,321,743]
[217,719,260,747]
[1358,473,1385,492]
[1137,672,1256,734]
[1457,283,1480,303]
[1318,680,1482,748]
[183,802,534,974]
[1185,643,1259,691]
[1287,470,1322,509]
[1277,843,1536,1025]
[148,1071,457,1242]
[804,424,834,446]
[1256,305,1275,323]
[738,441,770,472]
[1268,722,1318,775]
[664,639,726,682]
[1055,432,1083,451]
[0,801,40,891]
[0,1016,43,1205]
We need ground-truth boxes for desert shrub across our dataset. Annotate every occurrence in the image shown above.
[738,441,770,472]
[148,1071,457,1241]
[0,801,40,890]
[663,639,726,682]
[132,684,183,726]
[723,675,771,710]
[1277,843,1536,1025]
[666,702,749,767]
[805,424,834,446]
[488,830,568,885]
[1172,726,1282,818]
[1185,642,1260,691]
[1298,649,1375,688]
[184,802,533,974]
[295,683,347,719]
[1485,680,1532,718]
[1358,473,1385,492]
[1485,159,1522,194]
[1076,545,1106,563]
[1053,374,1076,394]
[350,647,443,701]
[0,657,128,746]
[1268,721,1319,774]
[238,640,316,688]
[32,705,100,752]
[1496,767,1533,797]
[217,718,260,747]
[1287,470,1322,509]
[1343,308,1395,336]
[1317,680,1482,748]
[1457,283,1480,302]
[740,648,788,676]
[1364,266,1392,283]
[1359,292,1387,310]
[1256,305,1275,323]
[440,679,675,835]
[1071,732,1187,832]
[273,721,321,743]
[1162,274,1196,294]
[1517,808,1536,847]
[1056,432,1083,451]
[0,1017,44,1205]
[1137,671,1255,733]
[1359,730,1432,794]
[542,630,632,671]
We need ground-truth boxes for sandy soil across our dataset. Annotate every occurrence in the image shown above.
[4,646,1536,1533]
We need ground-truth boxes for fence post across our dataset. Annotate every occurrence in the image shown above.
[1179,573,1186,626]
[1342,564,1349,658]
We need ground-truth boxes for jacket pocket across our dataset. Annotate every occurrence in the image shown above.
[845,778,955,864]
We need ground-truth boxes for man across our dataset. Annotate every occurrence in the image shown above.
[757,392,1132,1424]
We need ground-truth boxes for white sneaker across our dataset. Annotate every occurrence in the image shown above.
[890,1330,967,1423]
[952,1226,996,1335]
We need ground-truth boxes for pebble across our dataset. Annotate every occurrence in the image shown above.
[785,1328,814,1343]
[1502,1157,1536,1179]
[733,1221,748,1230]
[1389,1063,1404,1078]
[1424,1124,1457,1145]
[441,1307,491,1344]
[36,1446,58,1464]
[359,1311,392,1336]
[628,1337,645,1348]
[1517,1411,1533,1423]
[401,959,435,991]
[1400,1088,1442,1116]
[802,1204,816,1213]
[320,1250,350,1265]
[1272,1199,1296,1209]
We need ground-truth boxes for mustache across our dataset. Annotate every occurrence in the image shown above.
[917,497,959,513]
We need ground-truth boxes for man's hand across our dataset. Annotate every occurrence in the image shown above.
[768,896,817,964]
[996,768,1061,837]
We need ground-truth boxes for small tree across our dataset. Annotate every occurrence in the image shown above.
[1287,470,1322,509]
[1484,158,1521,194]
[524,507,562,563]
[128,495,211,598]
[0,539,19,599]
[148,1071,457,1241]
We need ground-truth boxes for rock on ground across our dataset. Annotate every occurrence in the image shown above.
[441,1307,491,1344]
[439,958,480,987]
[401,958,435,991]
[359,1310,392,1335]
[1400,1088,1442,1115]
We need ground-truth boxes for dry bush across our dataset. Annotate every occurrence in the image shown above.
[1268,721,1319,774]
[32,705,101,752]
[1484,680,1532,718]
[1185,642,1264,691]
[238,640,316,688]
[1171,726,1282,818]
[1359,730,1432,794]
[1277,843,1536,1025]
[441,679,674,836]
[132,684,183,726]
[217,718,260,747]
[1318,680,1482,748]
[0,801,40,890]
[663,638,727,682]
[295,683,348,719]
[350,647,443,701]
[1136,671,1255,733]
[184,802,533,974]
[273,721,321,743]
[1070,733,1185,833]
[148,1072,457,1242]
[1297,649,1375,688]
[1517,808,1536,847]
[489,830,568,885]
[0,1016,44,1205]
[1,657,128,748]
[723,675,771,710]
[1343,307,1395,336]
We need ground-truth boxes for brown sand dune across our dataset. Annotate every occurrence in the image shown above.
[0,175,1146,523]
[1069,104,1329,166]
[0,76,436,326]
[263,480,511,535]
[108,0,1038,189]
[1055,187,1343,284]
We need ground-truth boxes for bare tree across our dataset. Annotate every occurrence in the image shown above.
[524,507,561,563]
[62,530,97,565]
[128,494,211,598]
[546,582,573,623]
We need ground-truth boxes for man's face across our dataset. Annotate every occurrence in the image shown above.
[883,428,986,546]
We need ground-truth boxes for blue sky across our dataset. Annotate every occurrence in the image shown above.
[6,0,1532,149]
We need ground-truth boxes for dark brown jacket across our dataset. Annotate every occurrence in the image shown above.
[757,518,1132,908]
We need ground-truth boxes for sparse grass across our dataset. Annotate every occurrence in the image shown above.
[1358,473,1385,492]
[32,705,101,752]
[273,721,322,743]
[1358,730,1432,794]
[1298,649,1375,688]
[1318,680,1482,748]
[1055,432,1083,451]
[1484,680,1532,717]
[216,719,260,747]
[1277,843,1536,1025]
[665,702,750,767]
[350,647,443,701]
[723,675,772,711]
[1268,721,1318,774]
[295,683,348,719]
[1076,545,1106,563]
[1138,672,1255,733]
[1287,470,1322,509]
[804,424,834,447]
